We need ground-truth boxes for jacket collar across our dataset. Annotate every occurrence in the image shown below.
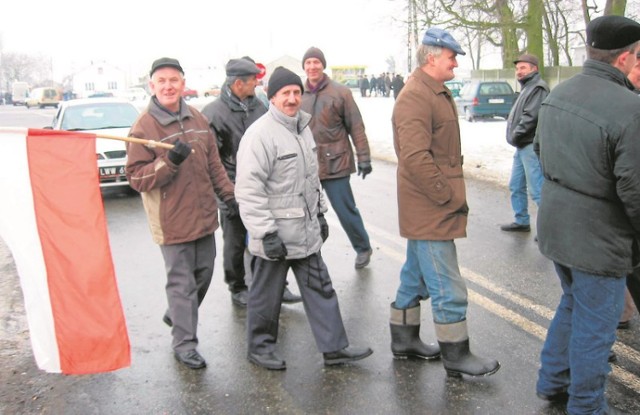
[269,105,311,134]
[518,71,540,87]
[221,82,261,114]
[413,68,448,96]
[148,96,193,126]
[305,73,329,93]
[583,59,636,91]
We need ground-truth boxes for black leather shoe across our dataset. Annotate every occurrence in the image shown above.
[536,390,569,403]
[609,350,617,363]
[248,352,286,370]
[323,346,373,366]
[355,249,373,269]
[500,222,531,232]
[618,320,630,330]
[282,287,302,304]
[231,290,248,307]
[162,313,172,327]
[174,350,206,369]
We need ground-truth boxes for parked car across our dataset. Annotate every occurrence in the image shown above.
[88,92,115,98]
[182,88,198,100]
[203,85,221,98]
[444,80,465,98]
[49,98,140,189]
[120,87,148,102]
[25,87,61,109]
[456,81,517,122]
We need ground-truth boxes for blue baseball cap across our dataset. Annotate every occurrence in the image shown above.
[422,28,466,56]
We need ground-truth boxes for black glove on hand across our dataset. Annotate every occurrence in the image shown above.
[225,198,240,219]
[263,232,288,260]
[357,161,372,179]
[167,140,192,166]
[318,214,329,242]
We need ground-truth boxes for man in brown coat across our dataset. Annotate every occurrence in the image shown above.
[389,28,499,378]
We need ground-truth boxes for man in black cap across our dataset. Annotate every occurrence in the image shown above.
[234,66,373,370]
[201,58,301,307]
[300,46,374,270]
[500,53,549,234]
[126,57,237,370]
[534,15,640,414]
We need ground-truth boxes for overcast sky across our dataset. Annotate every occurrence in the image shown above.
[2,0,428,81]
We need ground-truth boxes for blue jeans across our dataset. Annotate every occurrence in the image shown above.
[537,263,625,415]
[508,144,543,225]
[394,240,468,323]
[322,176,371,253]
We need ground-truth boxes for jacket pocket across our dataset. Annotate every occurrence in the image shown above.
[318,142,351,175]
[272,207,306,244]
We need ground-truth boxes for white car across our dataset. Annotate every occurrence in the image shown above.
[120,87,149,102]
[50,98,139,189]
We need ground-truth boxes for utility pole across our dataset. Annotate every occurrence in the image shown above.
[407,0,412,72]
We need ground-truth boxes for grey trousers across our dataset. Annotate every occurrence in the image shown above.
[160,233,215,353]
[247,252,349,355]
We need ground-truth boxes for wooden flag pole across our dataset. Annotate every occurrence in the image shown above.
[94,133,195,153]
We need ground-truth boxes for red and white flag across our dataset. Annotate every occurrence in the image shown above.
[0,127,130,374]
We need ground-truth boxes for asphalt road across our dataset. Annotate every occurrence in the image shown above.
[0,104,639,414]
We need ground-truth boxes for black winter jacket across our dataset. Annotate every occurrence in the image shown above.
[506,71,549,148]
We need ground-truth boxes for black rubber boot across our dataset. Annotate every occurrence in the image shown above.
[435,320,500,378]
[390,303,440,360]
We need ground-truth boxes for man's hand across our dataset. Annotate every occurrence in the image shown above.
[167,140,192,166]
[357,161,372,179]
[225,198,240,219]
[318,214,329,242]
[263,232,288,260]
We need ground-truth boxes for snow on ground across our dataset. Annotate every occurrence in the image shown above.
[354,95,514,187]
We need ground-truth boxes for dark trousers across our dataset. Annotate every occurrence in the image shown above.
[220,210,249,293]
[159,234,215,353]
[247,252,348,355]
[627,267,640,311]
[321,176,371,254]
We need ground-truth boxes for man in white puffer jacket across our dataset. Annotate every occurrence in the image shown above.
[235,66,373,370]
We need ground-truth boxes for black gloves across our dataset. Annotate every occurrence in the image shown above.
[263,232,287,260]
[318,214,329,242]
[225,198,240,219]
[167,140,192,166]
[357,161,372,179]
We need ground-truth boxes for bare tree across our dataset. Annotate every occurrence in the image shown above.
[1,52,50,86]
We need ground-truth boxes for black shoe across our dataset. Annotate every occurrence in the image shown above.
[248,352,286,370]
[500,222,531,232]
[609,350,617,363]
[174,350,206,369]
[162,313,172,327]
[355,249,373,269]
[536,390,569,403]
[618,320,630,330]
[323,346,373,366]
[282,287,302,304]
[231,290,248,307]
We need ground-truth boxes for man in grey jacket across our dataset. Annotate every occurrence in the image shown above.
[500,54,549,233]
[534,16,640,414]
[235,66,372,370]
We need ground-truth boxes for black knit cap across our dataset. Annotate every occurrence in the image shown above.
[267,67,304,100]
[150,57,184,77]
[302,47,326,68]
[587,15,640,50]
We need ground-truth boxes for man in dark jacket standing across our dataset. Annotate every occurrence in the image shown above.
[534,16,640,414]
[301,47,374,269]
[500,54,549,233]
[391,28,499,378]
[201,58,301,307]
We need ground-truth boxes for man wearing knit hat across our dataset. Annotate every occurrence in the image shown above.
[300,46,374,270]
[201,58,302,308]
[235,66,373,370]
[534,15,640,414]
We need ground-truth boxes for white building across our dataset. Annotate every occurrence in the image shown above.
[71,61,128,98]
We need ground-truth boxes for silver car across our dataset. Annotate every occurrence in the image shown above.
[50,98,140,189]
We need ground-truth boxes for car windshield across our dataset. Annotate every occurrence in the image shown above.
[61,102,139,131]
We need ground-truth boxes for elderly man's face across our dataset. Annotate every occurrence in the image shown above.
[515,62,537,81]
[149,67,185,112]
[270,85,302,117]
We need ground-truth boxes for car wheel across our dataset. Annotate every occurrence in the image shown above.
[465,107,474,122]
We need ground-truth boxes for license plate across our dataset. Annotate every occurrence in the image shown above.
[99,166,125,177]
[488,98,504,104]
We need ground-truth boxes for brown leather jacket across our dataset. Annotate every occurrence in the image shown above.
[126,97,235,245]
[301,74,370,180]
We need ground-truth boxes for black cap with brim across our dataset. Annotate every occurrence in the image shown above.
[587,15,640,50]
[226,59,261,77]
[150,57,184,77]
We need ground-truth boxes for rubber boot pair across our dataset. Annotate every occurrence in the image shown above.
[389,302,440,360]
[435,320,500,377]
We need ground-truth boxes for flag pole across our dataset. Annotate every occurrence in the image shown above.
[95,133,195,153]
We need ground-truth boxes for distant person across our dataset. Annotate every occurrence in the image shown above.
[359,75,370,97]
[390,28,499,377]
[534,16,640,413]
[391,74,405,100]
[235,66,373,370]
[201,58,302,308]
[301,47,374,269]
[500,54,549,234]
[384,73,392,97]
[126,57,237,370]
[369,75,378,97]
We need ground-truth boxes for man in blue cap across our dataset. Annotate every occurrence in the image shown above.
[389,28,500,378]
